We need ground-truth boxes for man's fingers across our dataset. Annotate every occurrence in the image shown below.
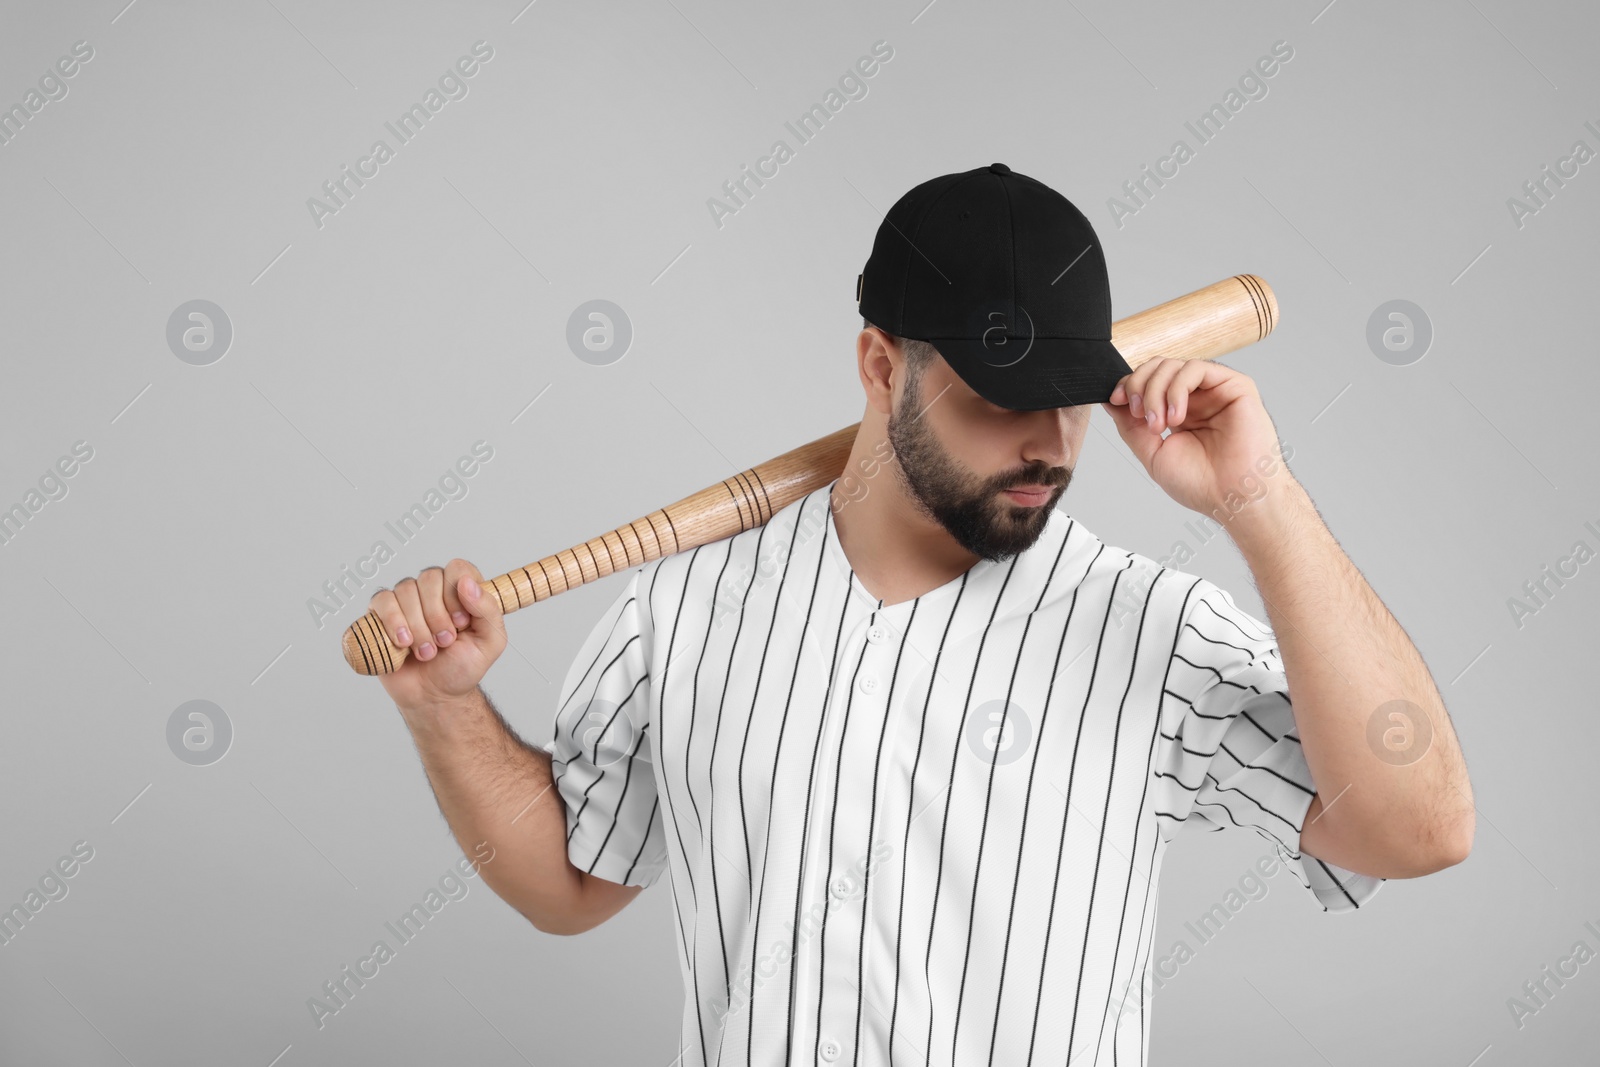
[1167,360,1209,428]
[393,579,436,661]
[442,558,480,629]
[368,587,411,648]
[1101,399,1141,436]
[1136,358,1186,434]
[416,566,456,649]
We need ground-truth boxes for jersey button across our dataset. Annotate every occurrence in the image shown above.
[820,1038,841,1061]
[858,674,880,695]
[866,623,891,644]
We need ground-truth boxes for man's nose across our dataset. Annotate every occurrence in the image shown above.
[1020,409,1078,468]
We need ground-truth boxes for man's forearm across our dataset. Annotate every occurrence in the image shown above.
[398,686,587,931]
[1223,477,1475,877]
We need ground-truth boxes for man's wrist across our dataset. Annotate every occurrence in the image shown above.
[1219,475,1312,557]
[397,685,487,737]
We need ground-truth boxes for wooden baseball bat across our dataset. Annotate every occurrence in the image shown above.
[342,273,1278,675]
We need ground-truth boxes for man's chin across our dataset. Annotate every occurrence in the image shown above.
[964,498,1054,559]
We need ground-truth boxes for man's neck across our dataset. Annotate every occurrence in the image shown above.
[829,431,982,608]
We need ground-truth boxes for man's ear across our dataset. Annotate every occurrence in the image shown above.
[857,327,899,417]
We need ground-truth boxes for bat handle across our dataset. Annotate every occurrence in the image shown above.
[339,504,704,676]
[342,423,858,676]
[339,589,501,678]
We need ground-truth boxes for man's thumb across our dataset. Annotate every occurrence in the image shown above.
[460,576,503,624]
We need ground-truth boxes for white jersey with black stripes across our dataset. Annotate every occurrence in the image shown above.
[543,480,1383,1067]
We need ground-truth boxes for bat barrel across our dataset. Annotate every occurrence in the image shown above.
[1111,274,1278,364]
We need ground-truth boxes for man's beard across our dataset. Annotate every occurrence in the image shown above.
[885,376,1072,562]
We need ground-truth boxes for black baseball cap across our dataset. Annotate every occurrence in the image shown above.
[857,162,1133,409]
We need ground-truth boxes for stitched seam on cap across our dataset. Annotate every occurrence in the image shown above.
[901,170,987,328]
[998,172,1018,333]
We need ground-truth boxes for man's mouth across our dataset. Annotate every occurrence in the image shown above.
[1000,484,1054,507]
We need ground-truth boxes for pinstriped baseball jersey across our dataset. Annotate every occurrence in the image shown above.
[542,480,1383,1066]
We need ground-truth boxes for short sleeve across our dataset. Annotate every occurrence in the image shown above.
[1152,579,1384,913]
[540,566,668,889]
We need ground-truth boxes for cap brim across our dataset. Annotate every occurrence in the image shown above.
[925,335,1135,410]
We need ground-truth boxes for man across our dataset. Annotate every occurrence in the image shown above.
[369,163,1474,1065]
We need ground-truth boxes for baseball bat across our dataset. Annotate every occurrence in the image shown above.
[342,273,1278,675]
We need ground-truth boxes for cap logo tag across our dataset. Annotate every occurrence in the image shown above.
[972,303,1034,367]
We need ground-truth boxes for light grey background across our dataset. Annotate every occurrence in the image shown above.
[0,0,1593,1064]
